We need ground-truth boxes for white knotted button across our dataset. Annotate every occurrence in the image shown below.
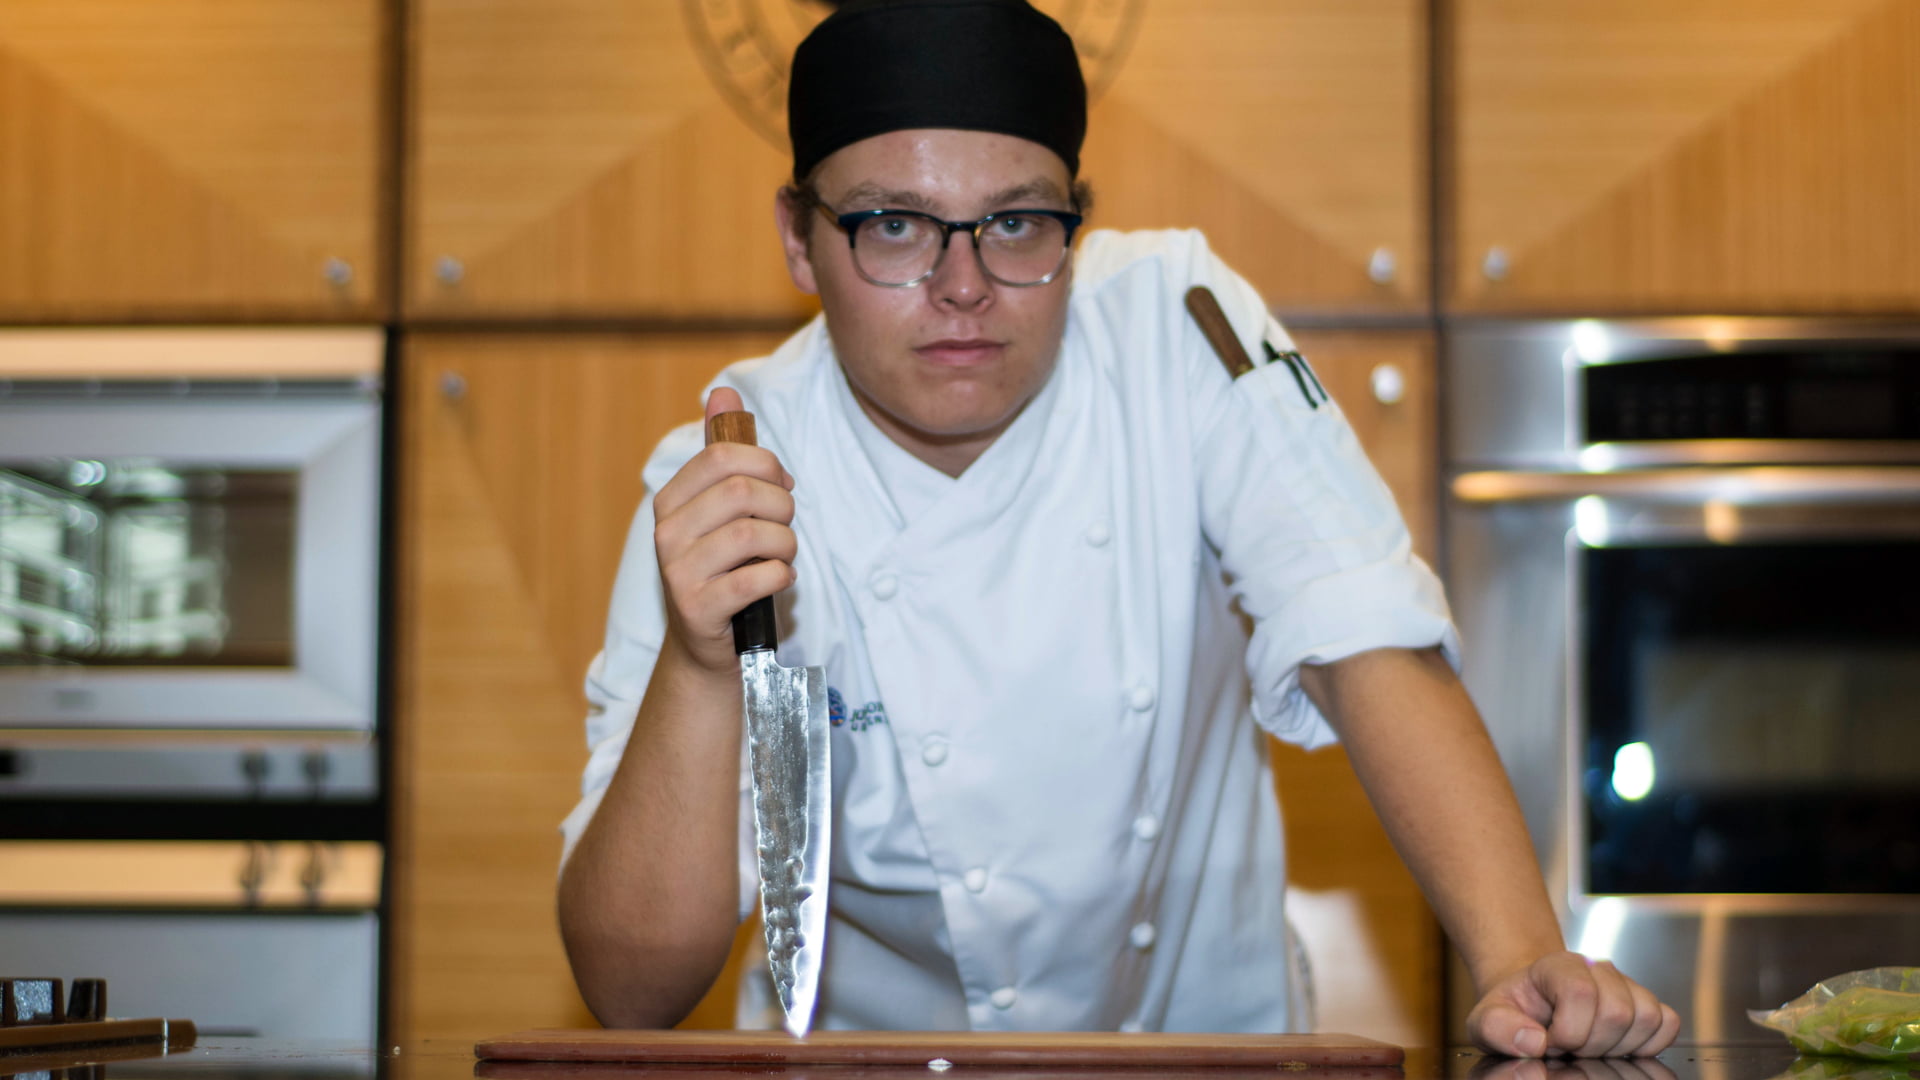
[963,867,989,893]
[1084,522,1111,547]
[990,986,1018,1010]
[922,738,949,767]
[1119,1020,1144,1034]
[1129,921,1157,950]
[1133,814,1160,841]
[871,572,899,600]
[1127,685,1156,712]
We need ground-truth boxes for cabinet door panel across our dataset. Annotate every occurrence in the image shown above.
[393,331,788,1039]
[1270,330,1440,1050]
[406,0,810,320]
[1453,0,1920,312]
[1082,0,1429,316]
[0,0,386,319]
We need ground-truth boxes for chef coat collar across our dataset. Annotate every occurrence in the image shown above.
[818,333,1069,548]
[834,366,955,529]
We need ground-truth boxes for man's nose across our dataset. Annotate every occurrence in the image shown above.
[930,229,992,309]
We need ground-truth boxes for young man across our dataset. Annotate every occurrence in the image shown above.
[557,0,1679,1056]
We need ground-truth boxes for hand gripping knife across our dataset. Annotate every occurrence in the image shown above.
[708,409,831,1038]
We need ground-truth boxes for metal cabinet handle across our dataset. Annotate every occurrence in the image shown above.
[1367,247,1396,285]
[238,841,270,906]
[302,841,329,906]
[1481,246,1511,282]
[1370,363,1406,406]
[440,371,467,402]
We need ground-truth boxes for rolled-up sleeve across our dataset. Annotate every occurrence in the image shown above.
[1186,265,1459,748]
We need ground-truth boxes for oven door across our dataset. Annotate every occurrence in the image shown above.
[1447,464,1920,1042]
[0,379,380,732]
[0,840,382,1040]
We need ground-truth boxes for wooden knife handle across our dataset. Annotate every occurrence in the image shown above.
[705,409,778,654]
[1184,285,1255,379]
[706,410,756,447]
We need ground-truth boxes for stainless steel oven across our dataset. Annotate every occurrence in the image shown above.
[1444,319,1920,1044]
[0,329,383,736]
[0,329,387,1041]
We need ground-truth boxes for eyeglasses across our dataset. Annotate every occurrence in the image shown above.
[816,203,1083,288]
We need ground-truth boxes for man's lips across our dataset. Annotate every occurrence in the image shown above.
[914,339,1005,366]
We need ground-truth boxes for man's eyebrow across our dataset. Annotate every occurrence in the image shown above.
[834,183,939,213]
[831,178,1069,215]
[982,179,1069,209]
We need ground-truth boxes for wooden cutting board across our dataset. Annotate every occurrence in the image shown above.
[473,1029,1404,1069]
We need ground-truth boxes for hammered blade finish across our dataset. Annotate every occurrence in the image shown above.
[742,649,831,1038]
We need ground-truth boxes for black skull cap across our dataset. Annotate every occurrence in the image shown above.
[788,0,1088,180]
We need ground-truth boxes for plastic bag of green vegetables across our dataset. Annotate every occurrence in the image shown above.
[1766,1054,1919,1080]
[1749,968,1920,1061]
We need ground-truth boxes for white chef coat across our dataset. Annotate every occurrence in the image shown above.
[561,228,1460,1033]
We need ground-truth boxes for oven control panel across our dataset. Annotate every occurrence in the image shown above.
[1585,348,1920,442]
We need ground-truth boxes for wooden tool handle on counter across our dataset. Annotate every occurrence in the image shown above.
[1184,285,1255,378]
[705,410,778,654]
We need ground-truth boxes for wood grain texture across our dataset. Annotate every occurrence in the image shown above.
[0,0,387,319]
[404,0,809,319]
[1081,0,1429,316]
[1452,0,1920,312]
[474,1028,1404,1067]
[391,331,790,1041]
[406,0,1424,318]
[1269,330,1440,1051]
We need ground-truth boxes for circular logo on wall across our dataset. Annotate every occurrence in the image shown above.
[685,0,1145,156]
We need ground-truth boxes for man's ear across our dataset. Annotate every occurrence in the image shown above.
[773,189,821,296]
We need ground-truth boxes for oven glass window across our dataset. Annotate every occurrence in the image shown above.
[0,461,296,668]
[1583,542,1920,894]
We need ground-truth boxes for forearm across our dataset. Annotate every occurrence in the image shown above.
[558,634,746,1027]
[1300,647,1565,993]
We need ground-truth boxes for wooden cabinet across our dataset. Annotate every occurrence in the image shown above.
[1082,0,1430,317]
[0,0,387,320]
[1451,0,1920,313]
[391,330,789,1041]
[1270,330,1441,1049]
[405,0,1425,320]
[404,0,811,320]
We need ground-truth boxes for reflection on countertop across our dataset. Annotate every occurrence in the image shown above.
[1,1039,1892,1080]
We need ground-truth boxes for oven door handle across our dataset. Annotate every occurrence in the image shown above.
[1452,465,1920,505]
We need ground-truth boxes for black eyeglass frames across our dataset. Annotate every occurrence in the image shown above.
[816,204,1083,288]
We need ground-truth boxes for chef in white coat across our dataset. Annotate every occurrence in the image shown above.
[557,0,1680,1057]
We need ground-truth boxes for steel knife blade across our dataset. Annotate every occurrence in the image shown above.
[708,409,831,1038]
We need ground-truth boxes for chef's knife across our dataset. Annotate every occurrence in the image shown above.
[707,409,831,1039]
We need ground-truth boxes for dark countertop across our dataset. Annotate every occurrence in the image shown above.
[1,1039,1888,1080]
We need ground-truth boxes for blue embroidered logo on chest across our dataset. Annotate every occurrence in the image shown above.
[827,686,889,732]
